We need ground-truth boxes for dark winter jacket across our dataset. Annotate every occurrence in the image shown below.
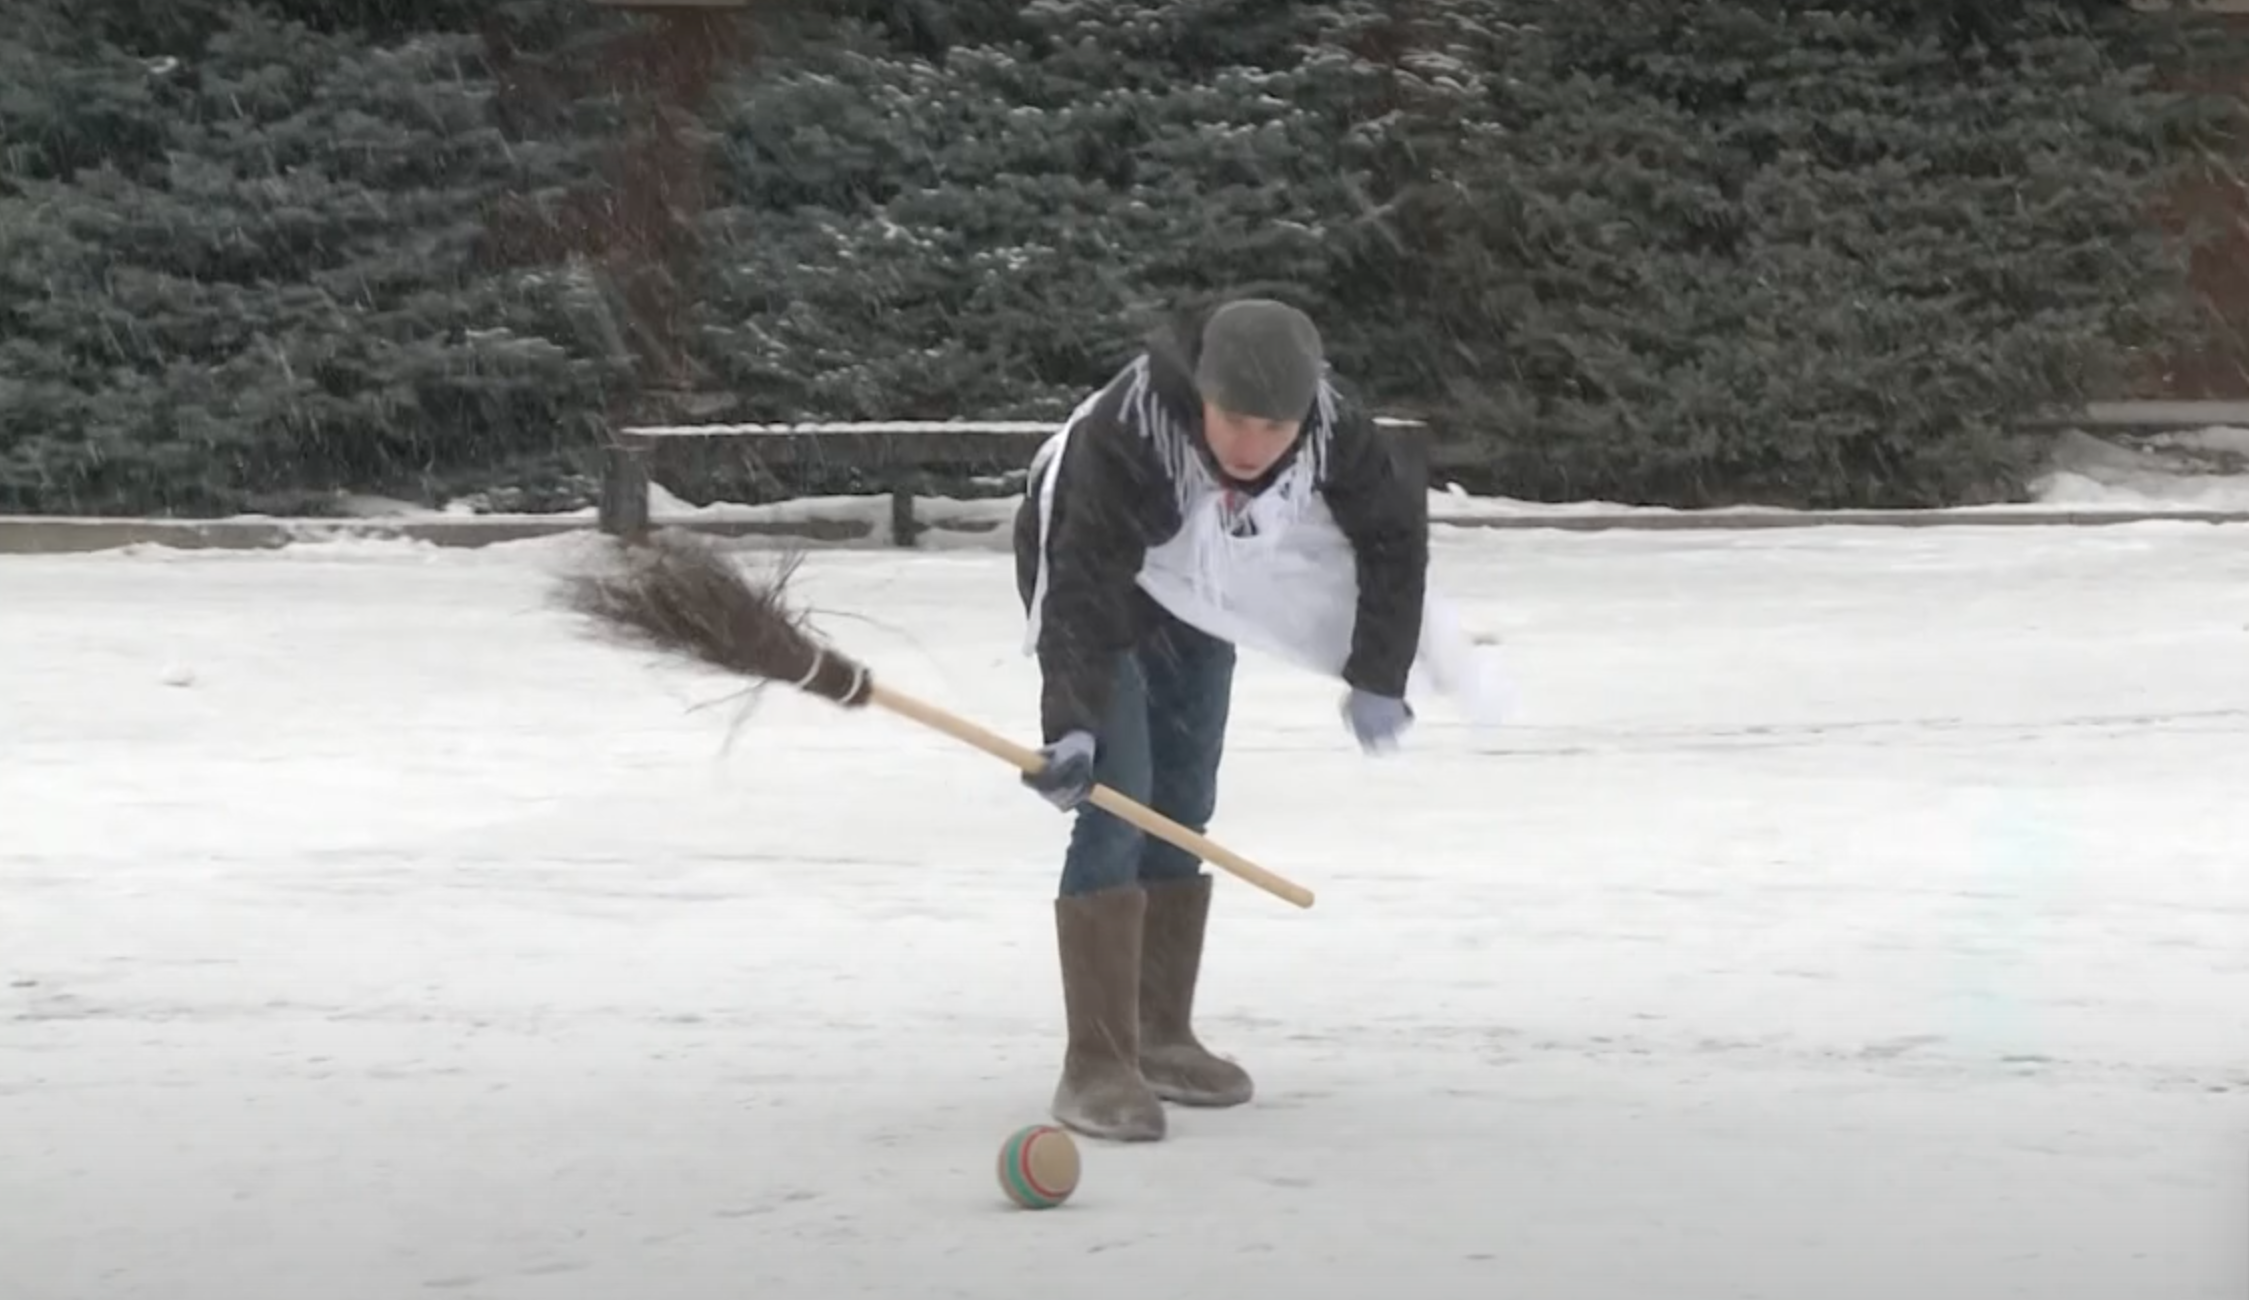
[1012,307,1429,744]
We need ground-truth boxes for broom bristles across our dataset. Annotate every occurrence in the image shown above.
[552,529,875,708]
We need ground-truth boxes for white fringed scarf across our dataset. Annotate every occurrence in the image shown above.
[1022,357,1506,728]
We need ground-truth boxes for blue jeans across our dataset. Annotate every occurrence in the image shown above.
[1059,615,1236,897]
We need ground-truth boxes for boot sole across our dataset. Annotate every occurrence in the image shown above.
[1147,1080,1254,1108]
[1052,1104,1167,1142]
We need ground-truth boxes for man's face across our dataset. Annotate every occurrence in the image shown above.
[1202,402,1302,481]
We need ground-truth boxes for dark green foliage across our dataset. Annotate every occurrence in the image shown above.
[0,0,629,514]
[1351,0,2233,506]
[692,0,2247,508]
[686,3,1379,427]
[1,0,2242,514]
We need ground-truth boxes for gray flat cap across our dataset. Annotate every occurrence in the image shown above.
[1194,298,1325,422]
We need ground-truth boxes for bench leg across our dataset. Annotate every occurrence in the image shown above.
[1393,425,1434,496]
[599,445,651,541]
[890,488,918,548]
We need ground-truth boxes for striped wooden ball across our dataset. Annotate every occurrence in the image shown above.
[996,1124,1080,1209]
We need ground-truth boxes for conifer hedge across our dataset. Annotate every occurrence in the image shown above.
[1,0,2241,514]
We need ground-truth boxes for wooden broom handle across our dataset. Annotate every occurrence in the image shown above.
[866,683,1315,909]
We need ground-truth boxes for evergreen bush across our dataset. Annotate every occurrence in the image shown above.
[0,0,2240,513]
[0,0,626,515]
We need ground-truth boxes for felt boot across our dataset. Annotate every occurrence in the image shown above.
[1137,874,1254,1107]
[1050,886,1167,1141]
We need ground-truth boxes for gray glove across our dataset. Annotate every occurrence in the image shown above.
[1022,729,1099,810]
[1341,689,1413,753]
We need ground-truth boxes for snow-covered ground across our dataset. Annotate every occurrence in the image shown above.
[3,523,2245,1300]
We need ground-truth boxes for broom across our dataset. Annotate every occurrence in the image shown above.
[550,529,1315,909]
